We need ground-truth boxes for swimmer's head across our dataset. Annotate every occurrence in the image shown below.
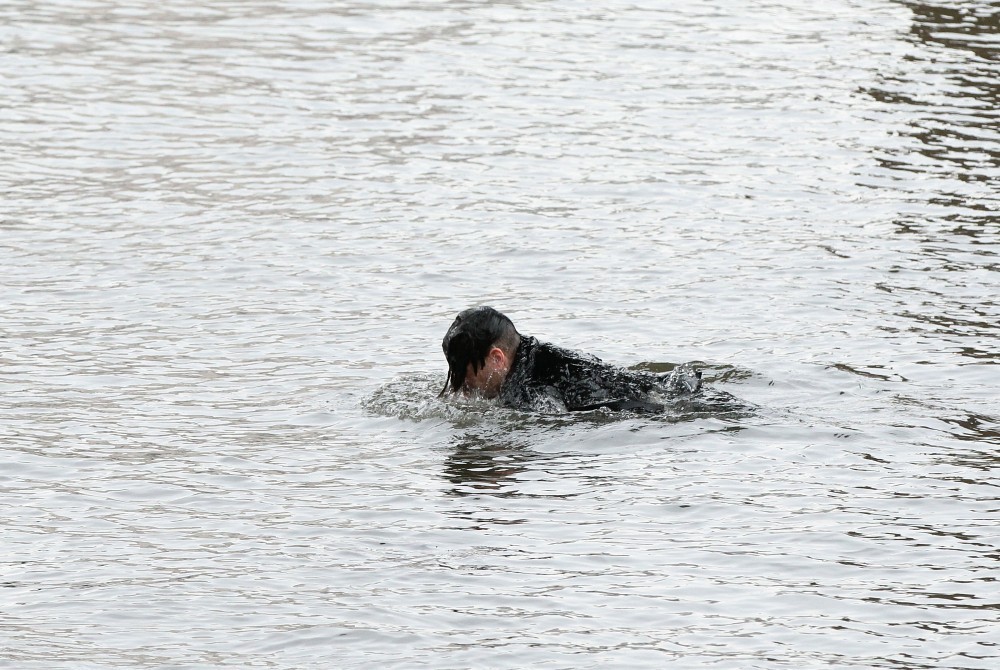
[440,306,521,398]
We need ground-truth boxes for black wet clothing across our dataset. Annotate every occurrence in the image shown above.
[498,336,701,413]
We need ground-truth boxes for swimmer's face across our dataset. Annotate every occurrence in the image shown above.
[461,347,508,398]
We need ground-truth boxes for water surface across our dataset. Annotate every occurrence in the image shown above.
[2,0,998,668]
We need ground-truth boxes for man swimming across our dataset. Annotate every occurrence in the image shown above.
[439,306,702,413]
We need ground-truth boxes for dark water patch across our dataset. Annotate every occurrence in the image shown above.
[937,411,1000,446]
[866,1,999,195]
[829,362,910,382]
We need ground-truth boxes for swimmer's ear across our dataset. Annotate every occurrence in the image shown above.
[488,346,507,368]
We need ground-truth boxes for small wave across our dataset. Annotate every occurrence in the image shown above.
[630,361,759,385]
[363,369,755,426]
[361,373,502,426]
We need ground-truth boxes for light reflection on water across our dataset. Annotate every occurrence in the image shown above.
[2,0,998,668]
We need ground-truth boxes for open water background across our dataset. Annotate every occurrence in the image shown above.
[2,0,998,667]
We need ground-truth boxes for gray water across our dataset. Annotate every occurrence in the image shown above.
[2,0,998,668]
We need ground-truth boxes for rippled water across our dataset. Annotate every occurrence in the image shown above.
[2,0,998,667]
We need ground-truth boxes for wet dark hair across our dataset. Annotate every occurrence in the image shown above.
[440,306,520,395]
